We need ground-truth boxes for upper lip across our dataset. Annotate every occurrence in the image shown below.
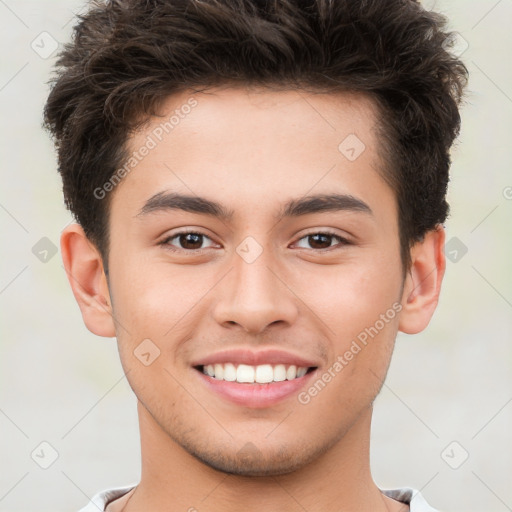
[191,348,320,369]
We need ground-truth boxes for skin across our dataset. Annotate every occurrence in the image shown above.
[61,87,445,512]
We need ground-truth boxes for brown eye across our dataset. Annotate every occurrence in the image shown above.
[295,232,349,250]
[307,234,333,249]
[179,233,204,249]
[162,232,216,251]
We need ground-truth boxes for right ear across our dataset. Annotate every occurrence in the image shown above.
[60,223,116,337]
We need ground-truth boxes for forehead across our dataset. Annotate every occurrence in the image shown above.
[113,86,393,220]
[139,86,379,158]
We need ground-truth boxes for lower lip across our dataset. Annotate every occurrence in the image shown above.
[195,368,317,408]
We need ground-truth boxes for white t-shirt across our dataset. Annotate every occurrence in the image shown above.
[77,484,440,511]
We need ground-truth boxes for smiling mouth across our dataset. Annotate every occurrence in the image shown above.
[195,363,317,384]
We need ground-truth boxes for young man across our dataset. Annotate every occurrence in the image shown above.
[44,0,467,510]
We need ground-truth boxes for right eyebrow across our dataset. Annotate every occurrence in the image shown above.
[135,191,234,221]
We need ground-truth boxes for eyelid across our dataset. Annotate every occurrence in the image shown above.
[291,229,352,250]
[159,229,221,251]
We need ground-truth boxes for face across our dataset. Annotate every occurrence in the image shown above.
[105,87,405,475]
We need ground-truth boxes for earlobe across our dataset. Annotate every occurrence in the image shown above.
[398,225,446,335]
[60,223,116,338]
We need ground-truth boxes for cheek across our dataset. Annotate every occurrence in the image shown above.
[290,257,402,402]
[109,254,213,334]
[295,271,401,422]
[292,257,402,342]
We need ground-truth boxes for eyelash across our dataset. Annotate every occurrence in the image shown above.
[293,230,351,251]
[159,230,351,252]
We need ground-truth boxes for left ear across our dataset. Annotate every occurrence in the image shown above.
[398,225,446,334]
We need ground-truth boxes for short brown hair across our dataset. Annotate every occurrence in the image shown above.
[44,0,468,270]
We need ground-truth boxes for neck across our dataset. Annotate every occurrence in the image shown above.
[124,401,397,512]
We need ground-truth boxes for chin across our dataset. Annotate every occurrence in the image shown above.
[185,441,318,477]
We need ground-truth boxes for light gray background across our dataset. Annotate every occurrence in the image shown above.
[1,1,511,511]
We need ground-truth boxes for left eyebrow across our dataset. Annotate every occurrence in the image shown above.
[278,194,373,219]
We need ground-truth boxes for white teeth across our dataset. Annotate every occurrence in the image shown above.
[296,367,307,378]
[223,363,237,381]
[286,365,297,380]
[201,363,310,383]
[214,364,224,380]
[237,364,255,383]
[273,364,287,382]
[255,364,274,383]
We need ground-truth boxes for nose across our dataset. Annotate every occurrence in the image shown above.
[212,248,299,335]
